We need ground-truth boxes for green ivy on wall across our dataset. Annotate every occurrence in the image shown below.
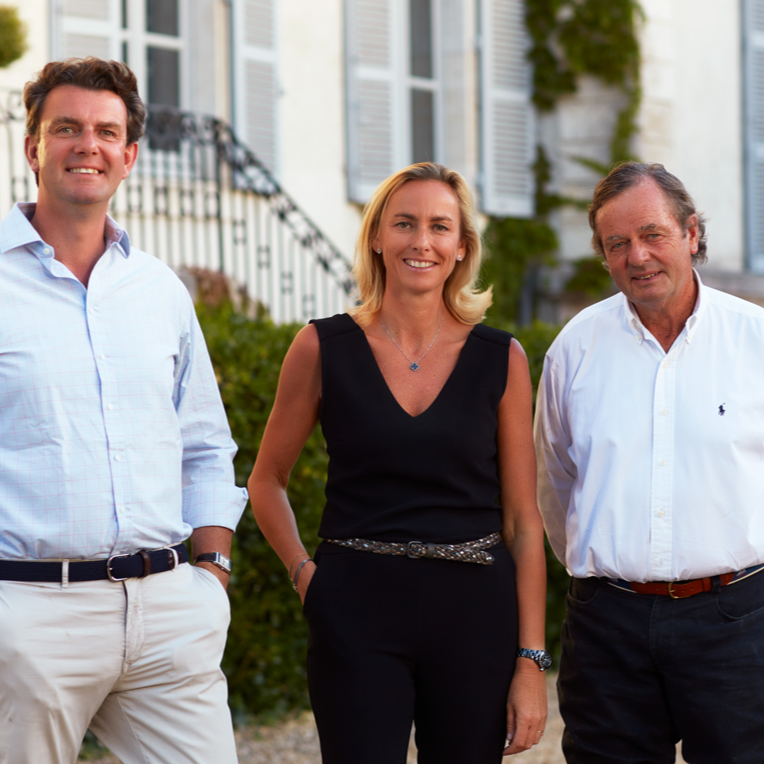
[527,0,643,165]
[483,0,643,323]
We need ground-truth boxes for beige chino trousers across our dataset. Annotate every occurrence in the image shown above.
[0,562,237,764]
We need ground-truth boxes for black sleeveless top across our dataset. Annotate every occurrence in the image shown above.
[310,313,512,544]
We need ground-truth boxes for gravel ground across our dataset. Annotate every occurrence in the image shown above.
[78,674,686,763]
[233,673,565,764]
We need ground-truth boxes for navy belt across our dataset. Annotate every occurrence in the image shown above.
[0,543,188,583]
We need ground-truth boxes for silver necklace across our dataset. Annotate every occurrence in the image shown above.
[379,310,445,372]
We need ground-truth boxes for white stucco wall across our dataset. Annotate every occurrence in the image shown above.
[638,0,744,272]
[277,0,362,268]
[547,77,629,262]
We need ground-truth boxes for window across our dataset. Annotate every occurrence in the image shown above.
[232,0,280,175]
[345,0,442,202]
[144,0,182,110]
[478,0,534,217]
[345,0,534,215]
[52,0,186,113]
[409,0,438,163]
[743,0,764,273]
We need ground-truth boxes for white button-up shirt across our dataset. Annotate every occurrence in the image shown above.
[534,273,764,582]
[0,203,248,560]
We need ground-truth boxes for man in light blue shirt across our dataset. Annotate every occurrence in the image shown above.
[0,58,247,763]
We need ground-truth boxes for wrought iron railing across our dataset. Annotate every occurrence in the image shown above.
[0,89,355,323]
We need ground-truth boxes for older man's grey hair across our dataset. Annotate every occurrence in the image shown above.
[588,162,708,266]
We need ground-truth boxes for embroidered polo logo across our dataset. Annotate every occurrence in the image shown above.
[718,404,726,416]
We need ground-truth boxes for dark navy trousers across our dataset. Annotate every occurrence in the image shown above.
[304,542,518,764]
[559,572,764,764]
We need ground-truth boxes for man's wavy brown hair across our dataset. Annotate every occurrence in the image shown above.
[589,162,708,266]
[24,57,146,146]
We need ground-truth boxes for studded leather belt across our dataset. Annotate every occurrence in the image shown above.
[607,563,764,599]
[326,532,503,565]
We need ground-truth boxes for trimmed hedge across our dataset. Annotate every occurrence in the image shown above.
[198,303,566,716]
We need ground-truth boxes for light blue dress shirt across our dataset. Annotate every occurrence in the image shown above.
[0,203,248,560]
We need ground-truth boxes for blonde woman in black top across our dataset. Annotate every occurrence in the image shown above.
[248,162,547,762]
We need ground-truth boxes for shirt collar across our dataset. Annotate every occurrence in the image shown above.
[0,202,131,258]
[622,269,706,346]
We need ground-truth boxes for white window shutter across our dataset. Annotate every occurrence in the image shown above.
[233,0,280,175]
[345,0,397,203]
[64,0,110,20]
[54,0,119,62]
[744,0,764,273]
[479,0,535,217]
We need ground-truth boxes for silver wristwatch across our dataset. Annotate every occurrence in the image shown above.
[193,552,232,574]
[517,648,553,671]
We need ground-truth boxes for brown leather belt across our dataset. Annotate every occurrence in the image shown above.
[629,573,735,599]
[607,564,764,599]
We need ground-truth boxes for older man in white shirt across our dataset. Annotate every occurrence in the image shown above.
[535,162,764,764]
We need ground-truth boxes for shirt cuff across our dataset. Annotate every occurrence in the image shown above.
[183,483,249,531]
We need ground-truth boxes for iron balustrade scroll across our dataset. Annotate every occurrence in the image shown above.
[0,91,355,324]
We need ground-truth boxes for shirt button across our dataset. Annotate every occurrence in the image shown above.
[661,409,668,416]
[88,308,94,315]
[43,247,50,255]
[99,354,106,360]
[659,459,667,467]
[114,454,122,462]
[118,506,126,514]
[107,404,114,411]
[661,360,669,369]
[657,510,665,517]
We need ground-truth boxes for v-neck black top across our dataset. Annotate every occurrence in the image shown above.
[310,313,511,543]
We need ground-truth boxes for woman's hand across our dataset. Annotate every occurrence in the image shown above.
[503,660,548,756]
[296,560,317,605]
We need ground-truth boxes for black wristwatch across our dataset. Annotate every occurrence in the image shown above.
[517,648,553,671]
[193,552,232,574]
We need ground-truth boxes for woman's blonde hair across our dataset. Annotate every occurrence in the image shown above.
[350,162,492,326]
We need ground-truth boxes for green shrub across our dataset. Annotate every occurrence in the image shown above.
[481,216,558,325]
[0,6,27,69]
[197,303,325,717]
[564,255,615,299]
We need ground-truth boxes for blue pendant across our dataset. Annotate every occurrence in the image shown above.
[410,362,420,371]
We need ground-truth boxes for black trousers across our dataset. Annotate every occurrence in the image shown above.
[304,542,518,764]
[559,573,764,764]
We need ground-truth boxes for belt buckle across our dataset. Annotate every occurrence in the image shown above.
[667,582,690,599]
[166,546,179,571]
[406,541,424,560]
[106,553,132,582]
